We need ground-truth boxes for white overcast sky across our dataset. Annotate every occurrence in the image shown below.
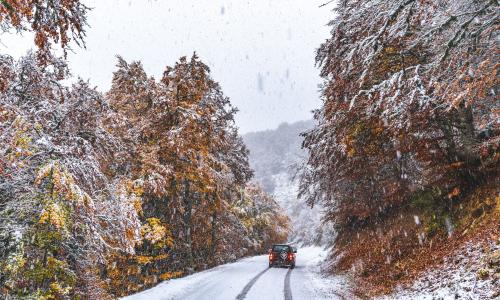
[0,0,335,133]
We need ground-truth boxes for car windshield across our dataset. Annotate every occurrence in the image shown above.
[272,245,289,252]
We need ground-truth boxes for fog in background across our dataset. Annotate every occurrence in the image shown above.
[0,0,334,133]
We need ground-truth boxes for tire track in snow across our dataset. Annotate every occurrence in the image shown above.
[235,268,270,300]
[284,268,293,300]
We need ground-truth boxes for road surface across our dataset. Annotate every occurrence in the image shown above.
[122,247,352,300]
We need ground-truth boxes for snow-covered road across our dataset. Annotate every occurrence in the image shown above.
[122,247,352,300]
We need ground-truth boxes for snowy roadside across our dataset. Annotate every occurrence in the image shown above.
[290,246,354,300]
[379,240,500,300]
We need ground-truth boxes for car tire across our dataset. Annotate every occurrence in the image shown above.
[290,264,295,269]
[269,263,273,268]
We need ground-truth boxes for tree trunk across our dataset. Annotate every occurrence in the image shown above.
[182,179,194,269]
[210,193,217,257]
[438,106,481,188]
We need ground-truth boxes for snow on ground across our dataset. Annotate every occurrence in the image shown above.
[380,240,500,300]
[272,172,333,246]
[289,246,352,300]
[122,246,352,300]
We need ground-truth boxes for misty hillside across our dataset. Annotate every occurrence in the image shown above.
[243,120,333,245]
[243,120,312,194]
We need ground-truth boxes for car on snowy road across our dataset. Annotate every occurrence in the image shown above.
[268,244,296,268]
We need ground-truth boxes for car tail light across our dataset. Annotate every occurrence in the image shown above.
[288,253,293,260]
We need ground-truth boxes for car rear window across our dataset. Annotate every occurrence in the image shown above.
[272,245,289,252]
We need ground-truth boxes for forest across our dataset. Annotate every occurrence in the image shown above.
[0,0,498,299]
[300,0,499,296]
[0,1,289,298]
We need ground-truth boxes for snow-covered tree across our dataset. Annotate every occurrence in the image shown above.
[0,0,88,63]
[302,0,498,226]
[102,55,284,296]
[300,0,498,287]
[0,53,143,298]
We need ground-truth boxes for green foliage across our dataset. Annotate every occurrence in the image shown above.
[410,188,442,211]
[3,224,77,299]
[423,213,449,237]
[0,0,13,12]
[410,188,453,237]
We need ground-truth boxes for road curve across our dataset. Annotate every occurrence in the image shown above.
[122,247,350,300]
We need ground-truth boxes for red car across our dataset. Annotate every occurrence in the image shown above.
[268,244,296,268]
